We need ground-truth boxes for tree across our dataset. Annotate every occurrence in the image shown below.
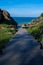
[40,13,43,17]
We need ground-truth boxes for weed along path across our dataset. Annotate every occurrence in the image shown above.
[0,28,43,65]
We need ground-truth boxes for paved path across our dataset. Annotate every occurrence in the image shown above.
[0,28,43,65]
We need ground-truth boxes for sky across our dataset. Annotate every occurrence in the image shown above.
[0,0,43,17]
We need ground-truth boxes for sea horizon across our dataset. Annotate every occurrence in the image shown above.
[13,17,37,24]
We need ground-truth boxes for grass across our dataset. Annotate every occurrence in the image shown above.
[26,22,43,42]
[0,24,16,50]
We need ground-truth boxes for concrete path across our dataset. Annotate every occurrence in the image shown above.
[0,28,43,65]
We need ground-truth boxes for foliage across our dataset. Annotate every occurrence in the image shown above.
[40,13,43,17]
[0,24,16,50]
[26,22,43,42]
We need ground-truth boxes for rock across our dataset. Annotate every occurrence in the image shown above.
[0,9,17,28]
[3,10,10,20]
[22,24,25,28]
[0,9,4,22]
[22,24,29,28]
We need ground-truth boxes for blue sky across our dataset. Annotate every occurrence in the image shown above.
[0,0,43,17]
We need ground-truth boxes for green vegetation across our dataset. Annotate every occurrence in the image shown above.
[40,13,43,17]
[0,9,17,53]
[26,22,43,42]
[0,24,16,50]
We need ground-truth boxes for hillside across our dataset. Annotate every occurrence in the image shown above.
[26,13,43,48]
[0,9,18,54]
[0,9,17,26]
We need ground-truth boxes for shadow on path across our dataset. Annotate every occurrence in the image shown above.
[0,28,43,65]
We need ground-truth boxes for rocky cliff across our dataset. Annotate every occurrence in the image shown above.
[0,9,17,28]
[27,13,43,48]
[30,14,43,26]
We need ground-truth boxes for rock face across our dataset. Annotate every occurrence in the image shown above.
[0,9,17,28]
[28,13,43,27]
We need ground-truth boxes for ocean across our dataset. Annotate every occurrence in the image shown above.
[13,17,37,24]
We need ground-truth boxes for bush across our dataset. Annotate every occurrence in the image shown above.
[40,13,43,17]
[0,24,16,52]
[26,23,43,42]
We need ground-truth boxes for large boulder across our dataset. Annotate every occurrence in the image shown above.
[0,9,17,28]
